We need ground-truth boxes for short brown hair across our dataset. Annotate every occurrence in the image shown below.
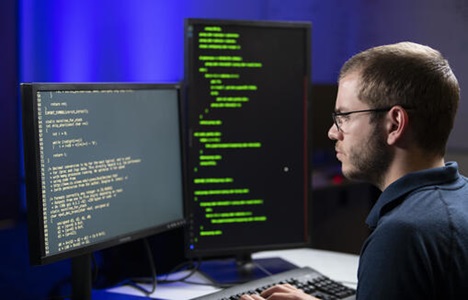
[340,42,459,156]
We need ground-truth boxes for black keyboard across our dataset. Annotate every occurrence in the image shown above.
[192,266,356,300]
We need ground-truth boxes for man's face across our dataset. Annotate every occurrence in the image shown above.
[328,73,393,187]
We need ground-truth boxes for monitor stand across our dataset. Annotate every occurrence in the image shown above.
[198,254,298,285]
[71,253,93,300]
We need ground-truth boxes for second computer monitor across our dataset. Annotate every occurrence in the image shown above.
[184,19,312,274]
[21,83,185,265]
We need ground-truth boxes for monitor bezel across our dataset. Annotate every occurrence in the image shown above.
[21,82,186,266]
[183,18,312,259]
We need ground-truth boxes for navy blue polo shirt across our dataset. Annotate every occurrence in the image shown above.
[357,162,468,299]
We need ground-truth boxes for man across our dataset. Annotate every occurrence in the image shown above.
[241,42,468,299]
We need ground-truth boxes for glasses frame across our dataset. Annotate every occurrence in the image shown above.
[331,106,396,132]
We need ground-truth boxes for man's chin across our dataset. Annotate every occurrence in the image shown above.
[341,167,364,182]
[340,164,351,178]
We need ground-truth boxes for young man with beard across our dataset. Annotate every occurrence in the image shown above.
[241,42,468,299]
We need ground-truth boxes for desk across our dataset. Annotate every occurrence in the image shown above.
[106,248,359,299]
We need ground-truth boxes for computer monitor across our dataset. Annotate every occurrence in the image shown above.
[184,19,311,284]
[21,83,185,299]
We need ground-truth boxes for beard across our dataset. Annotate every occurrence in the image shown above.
[342,123,393,188]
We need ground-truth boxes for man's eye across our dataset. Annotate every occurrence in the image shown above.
[338,115,350,122]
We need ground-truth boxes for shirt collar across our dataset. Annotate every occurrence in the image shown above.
[365,161,460,229]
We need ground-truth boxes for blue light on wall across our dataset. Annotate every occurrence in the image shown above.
[19,0,356,84]
[18,0,274,83]
[19,1,188,82]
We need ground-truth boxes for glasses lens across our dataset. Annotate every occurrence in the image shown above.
[332,114,340,131]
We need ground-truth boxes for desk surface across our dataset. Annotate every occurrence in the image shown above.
[106,248,359,300]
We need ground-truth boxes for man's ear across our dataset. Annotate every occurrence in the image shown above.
[386,106,409,146]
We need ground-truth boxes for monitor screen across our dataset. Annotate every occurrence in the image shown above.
[21,83,185,268]
[184,19,311,282]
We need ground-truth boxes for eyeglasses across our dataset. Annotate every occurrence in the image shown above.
[331,106,395,132]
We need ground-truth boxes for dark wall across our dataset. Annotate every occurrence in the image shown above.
[311,84,337,152]
[0,0,20,225]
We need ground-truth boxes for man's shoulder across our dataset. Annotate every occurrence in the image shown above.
[371,185,468,248]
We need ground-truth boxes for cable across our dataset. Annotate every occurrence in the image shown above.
[176,258,235,289]
[157,259,200,284]
[153,258,230,288]
[124,238,157,297]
